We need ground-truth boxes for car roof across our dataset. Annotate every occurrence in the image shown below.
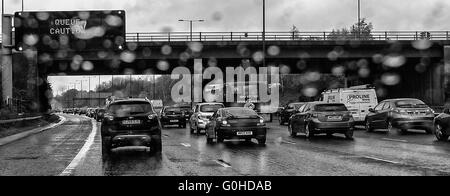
[110,98,150,104]
[197,103,225,106]
[222,107,255,110]
[382,98,423,102]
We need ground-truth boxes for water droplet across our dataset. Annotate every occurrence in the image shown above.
[381,73,401,86]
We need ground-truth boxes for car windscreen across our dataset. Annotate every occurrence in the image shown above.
[395,100,428,108]
[108,102,153,116]
[224,108,259,118]
[200,104,224,112]
[314,104,348,112]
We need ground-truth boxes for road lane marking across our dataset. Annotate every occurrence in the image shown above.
[216,159,232,168]
[363,156,400,165]
[181,143,192,148]
[382,138,408,143]
[282,140,297,145]
[59,118,97,176]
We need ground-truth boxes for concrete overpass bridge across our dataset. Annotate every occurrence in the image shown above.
[3,31,450,107]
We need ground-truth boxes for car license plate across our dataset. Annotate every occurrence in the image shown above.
[237,131,253,136]
[122,120,141,125]
[170,120,179,123]
[328,116,343,121]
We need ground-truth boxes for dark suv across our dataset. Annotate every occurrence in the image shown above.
[101,98,162,158]
[160,106,187,128]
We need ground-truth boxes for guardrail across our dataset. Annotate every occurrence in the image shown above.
[1,31,449,44]
[125,31,450,42]
[0,116,42,124]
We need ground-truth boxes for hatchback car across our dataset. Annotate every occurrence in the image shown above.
[205,107,267,145]
[100,98,162,158]
[433,107,450,141]
[288,102,355,139]
[279,102,306,125]
[190,103,225,134]
[160,106,187,128]
[365,99,434,134]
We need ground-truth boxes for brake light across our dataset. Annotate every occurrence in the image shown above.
[148,114,158,120]
[222,120,231,127]
[394,109,408,115]
[105,114,114,121]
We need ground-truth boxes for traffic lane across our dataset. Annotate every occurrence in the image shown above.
[0,114,91,176]
[71,123,242,176]
[275,124,450,175]
[164,124,423,176]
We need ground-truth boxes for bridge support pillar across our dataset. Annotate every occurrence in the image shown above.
[1,15,13,106]
[444,46,450,103]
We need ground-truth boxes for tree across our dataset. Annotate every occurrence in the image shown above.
[328,18,374,40]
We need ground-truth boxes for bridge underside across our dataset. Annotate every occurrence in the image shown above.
[9,40,450,107]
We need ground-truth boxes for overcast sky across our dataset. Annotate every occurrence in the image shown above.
[3,0,450,32]
[6,0,450,95]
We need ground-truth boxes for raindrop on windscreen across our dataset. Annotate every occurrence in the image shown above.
[120,51,136,63]
[412,40,433,50]
[252,51,264,63]
[24,34,39,46]
[157,60,170,71]
[212,11,223,21]
[188,42,204,53]
[302,87,318,97]
[105,15,123,27]
[332,66,346,76]
[381,73,401,86]
[161,45,173,56]
[267,46,281,56]
[82,61,94,71]
[383,55,406,68]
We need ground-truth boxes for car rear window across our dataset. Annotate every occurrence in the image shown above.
[224,108,258,118]
[314,104,348,112]
[108,102,153,116]
[200,104,224,112]
[165,108,181,112]
[395,100,428,108]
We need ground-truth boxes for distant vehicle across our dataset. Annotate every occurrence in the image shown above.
[278,102,306,125]
[434,107,450,141]
[190,103,225,134]
[288,102,355,139]
[150,100,164,113]
[321,85,378,123]
[160,106,187,128]
[95,108,106,122]
[100,98,162,158]
[365,98,435,134]
[205,107,267,145]
[179,105,193,120]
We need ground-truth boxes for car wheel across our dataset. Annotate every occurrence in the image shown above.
[387,121,396,133]
[288,123,297,137]
[149,135,162,155]
[216,132,224,143]
[365,120,373,132]
[435,124,449,141]
[305,123,314,139]
[101,138,112,159]
[258,137,266,145]
[279,116,284,125]
[345,129,354,140]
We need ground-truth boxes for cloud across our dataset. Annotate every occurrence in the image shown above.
[3,0,450,32]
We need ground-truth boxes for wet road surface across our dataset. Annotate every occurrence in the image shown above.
[1,114,450,176]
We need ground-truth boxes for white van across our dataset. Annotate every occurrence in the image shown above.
[321,85,378,122]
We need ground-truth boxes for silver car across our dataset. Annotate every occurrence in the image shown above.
[189,103,225,134]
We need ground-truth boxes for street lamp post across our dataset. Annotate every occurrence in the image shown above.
[178,19,205,41]
[358,0,361,39]
[262,0,266,68]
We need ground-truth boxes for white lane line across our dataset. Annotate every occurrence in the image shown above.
[282,140,297,145]
[59,118,97,176]
[215,160,232,168]
[363,156,400,165]
[181,143,192,148]
[382,138,408,143]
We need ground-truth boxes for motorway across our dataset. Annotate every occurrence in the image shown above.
[1,114,450,176]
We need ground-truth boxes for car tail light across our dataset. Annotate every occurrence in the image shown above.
[222,120,231,127]
[105,114,114,121]
[148,114,158,120]
[394,109,408,115]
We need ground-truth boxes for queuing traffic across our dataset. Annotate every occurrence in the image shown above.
[58,85,450,160]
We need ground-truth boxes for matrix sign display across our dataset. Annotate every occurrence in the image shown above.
[14,10,126,51]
